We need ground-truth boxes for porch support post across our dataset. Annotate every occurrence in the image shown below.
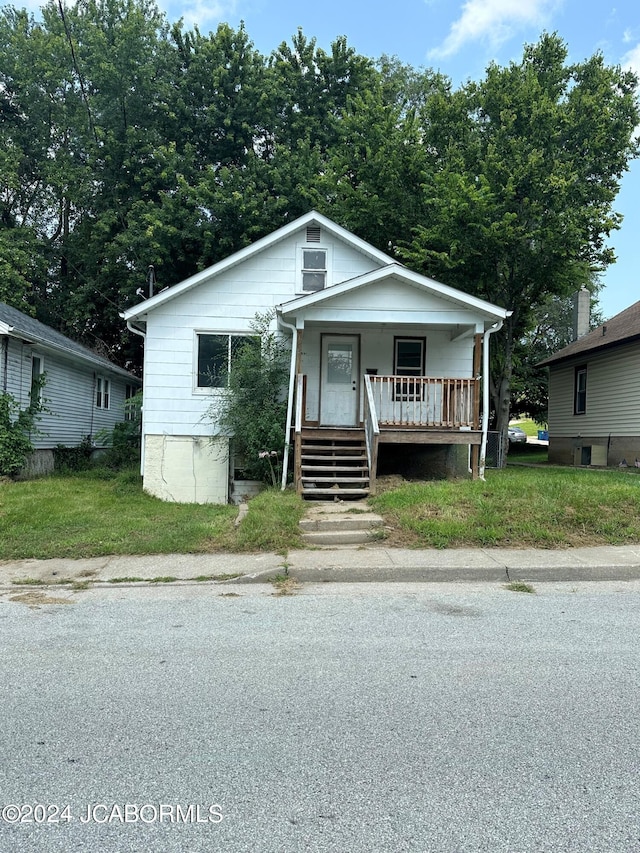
[295,327,303,379]
[278,313,300,491]
[471,333,483,479]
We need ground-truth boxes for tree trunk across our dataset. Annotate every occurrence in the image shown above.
[490,318,515,467]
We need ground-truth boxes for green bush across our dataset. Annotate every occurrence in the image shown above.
[94,390,142,469]
[207,311,290,485]
[54,435,94,472]
[0,389,44,477]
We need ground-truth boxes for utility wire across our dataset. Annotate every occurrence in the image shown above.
[57,0,99,145]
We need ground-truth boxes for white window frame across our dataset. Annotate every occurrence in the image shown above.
[296,244,333,293]
[194,332,256,393]
[96,375,110,409]
[30,354,44,405]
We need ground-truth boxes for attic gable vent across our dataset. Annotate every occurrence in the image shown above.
[306,225,321,243]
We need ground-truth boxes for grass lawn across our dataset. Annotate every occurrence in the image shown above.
[3,461,640,559]
[0,467,305,560]
[370,464,640,549]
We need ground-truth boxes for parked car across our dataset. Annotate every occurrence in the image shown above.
[508,425,528,445]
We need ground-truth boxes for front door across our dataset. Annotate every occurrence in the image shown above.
[320,335,359,426]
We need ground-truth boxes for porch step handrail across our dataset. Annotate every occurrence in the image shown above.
[363,374,380,495]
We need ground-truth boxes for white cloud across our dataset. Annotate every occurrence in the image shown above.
[428,0,559,60]
[168,0,237,31]
[622,42,640,77]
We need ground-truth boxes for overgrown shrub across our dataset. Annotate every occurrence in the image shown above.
[207,311,290,484]
[54,435,94,472]
[94,391,142,469]
[0,388,44,477]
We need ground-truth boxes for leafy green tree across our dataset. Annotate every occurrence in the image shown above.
[399,33,639,452]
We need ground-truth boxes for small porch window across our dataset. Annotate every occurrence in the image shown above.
[394,337,425,400]
[302,249,327,292]
[574,365,587,415]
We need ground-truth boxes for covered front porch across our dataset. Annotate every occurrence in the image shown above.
[276,262,508,499]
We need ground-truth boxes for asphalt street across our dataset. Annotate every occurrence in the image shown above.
[1,580,639,852]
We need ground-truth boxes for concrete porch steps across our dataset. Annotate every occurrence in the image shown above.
[299,501,385,547]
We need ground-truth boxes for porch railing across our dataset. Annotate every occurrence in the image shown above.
[368,375,478,428]
[363,374,380,495]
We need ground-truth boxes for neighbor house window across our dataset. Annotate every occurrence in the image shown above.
[124,384,137,421]
[197,334,256,388]
[30,355,44,406]
[394,337,425,400]
[96,376,110,409]
[302,249,327,292]
[574,365,587,415]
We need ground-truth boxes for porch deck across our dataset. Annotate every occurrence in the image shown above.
[293,374,482,498]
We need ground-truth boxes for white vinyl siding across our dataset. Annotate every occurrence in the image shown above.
[141,229,381,436]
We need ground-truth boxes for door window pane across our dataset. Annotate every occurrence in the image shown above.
[327,344,353,384]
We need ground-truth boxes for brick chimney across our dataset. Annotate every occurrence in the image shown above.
[572,287,590,341]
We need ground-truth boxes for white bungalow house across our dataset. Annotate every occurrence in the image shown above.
[122,211,509,503]
[1,301,141,475]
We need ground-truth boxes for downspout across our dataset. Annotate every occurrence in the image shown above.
[478,319,504,481]
[1,335,8,392]
[127,320,146,476]
[277,312,297,491]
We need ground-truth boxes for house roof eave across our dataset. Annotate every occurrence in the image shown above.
[277,263,510,322]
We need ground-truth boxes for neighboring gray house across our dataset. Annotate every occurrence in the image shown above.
[1,302,141,474]
[123,211,509,504]
[539,298,640,466]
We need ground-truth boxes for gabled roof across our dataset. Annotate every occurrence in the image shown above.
[122,210,397,322]
[277,263,509,321]
[539,299,640,367]
[0,302,138,380]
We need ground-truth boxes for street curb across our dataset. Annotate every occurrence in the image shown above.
[234,564,640,585]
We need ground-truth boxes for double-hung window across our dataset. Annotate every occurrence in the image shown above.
[96,376,110,409]
[196,333,256,389]
[301,249,327,292]
[574,365,587,415]
[394,337,425,400]
[30,355,44,407]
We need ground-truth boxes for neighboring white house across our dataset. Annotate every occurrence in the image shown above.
[539,298,640,467]
[123,211,509,504]
[1,301,141,475]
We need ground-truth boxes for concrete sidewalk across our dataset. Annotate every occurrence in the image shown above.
[2,544,640,589]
